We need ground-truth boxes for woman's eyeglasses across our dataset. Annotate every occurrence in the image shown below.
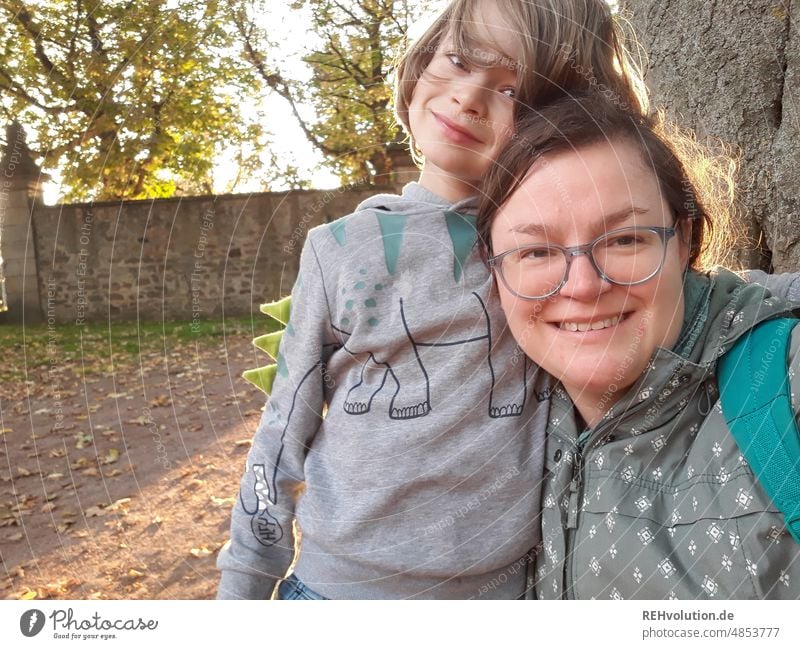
[488,226,677,300]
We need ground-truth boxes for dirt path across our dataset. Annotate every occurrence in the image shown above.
[1,333,266,599]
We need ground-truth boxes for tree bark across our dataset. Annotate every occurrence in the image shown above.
[622,0,799,271]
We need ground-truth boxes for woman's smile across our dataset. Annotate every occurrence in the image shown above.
[553,312,627,332]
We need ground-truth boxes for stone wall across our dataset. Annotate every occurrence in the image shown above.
[33,184,395,324]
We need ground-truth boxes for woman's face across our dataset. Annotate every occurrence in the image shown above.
[490,139,689,425]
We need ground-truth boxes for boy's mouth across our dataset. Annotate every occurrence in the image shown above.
[432,112,482,144]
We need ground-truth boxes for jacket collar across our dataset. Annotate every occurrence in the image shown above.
[551,268,796,444]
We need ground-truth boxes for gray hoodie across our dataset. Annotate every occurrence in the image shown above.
[217,183,549,599]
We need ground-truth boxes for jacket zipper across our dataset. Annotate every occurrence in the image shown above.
[562,421,624,599]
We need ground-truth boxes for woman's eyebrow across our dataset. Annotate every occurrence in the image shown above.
[507,207,651,238]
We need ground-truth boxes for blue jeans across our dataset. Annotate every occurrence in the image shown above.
[277,574,328,600]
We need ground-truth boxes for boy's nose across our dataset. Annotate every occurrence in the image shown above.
[558,253,611,301]
[451,79,487,116]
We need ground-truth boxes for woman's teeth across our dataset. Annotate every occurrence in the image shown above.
[559,315,621,332]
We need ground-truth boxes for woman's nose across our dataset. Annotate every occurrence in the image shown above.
[559,252,611,300]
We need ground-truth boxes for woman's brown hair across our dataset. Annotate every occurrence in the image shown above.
[476,94,738,270]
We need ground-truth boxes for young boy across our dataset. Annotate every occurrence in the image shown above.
[217,0,646,599]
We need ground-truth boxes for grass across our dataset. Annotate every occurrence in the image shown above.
[0,315,282,382]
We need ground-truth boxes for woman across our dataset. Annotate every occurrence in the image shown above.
[477,95,800,599]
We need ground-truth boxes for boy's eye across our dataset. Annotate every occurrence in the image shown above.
[500,87,516,99]
[447,54,469,71]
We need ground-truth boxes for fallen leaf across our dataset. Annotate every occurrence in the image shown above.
[186,423,203,432]
[74,432,93,449]
[48,448,66,458]
[84,505,106,518]
[46,473,64,480]
[39,578,80,598]
[210,495,235,507]
[71,457,91,469]
[7,532,23,541]
[104,469,122,477]
[234,439,252,448]
[102,449,120,465]
[106,498,131,512]
[0,427,10,435]
[40,502,56,513]
[150,395,171,407]
[16,467,32,477]
[81,467,99,477]
[189,546,211,558]
[107,392,127,399]
[19,589,37,600]
[127,569,145,578]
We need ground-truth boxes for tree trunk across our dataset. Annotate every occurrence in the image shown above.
[622,0,799,271]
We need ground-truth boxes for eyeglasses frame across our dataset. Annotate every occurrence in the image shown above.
[487,225,678,301]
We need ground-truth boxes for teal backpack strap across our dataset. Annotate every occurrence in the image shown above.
[717,317,800,543]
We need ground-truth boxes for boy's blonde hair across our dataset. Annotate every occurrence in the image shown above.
[395,0,648,158]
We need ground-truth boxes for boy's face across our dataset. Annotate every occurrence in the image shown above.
[408,3,519,202]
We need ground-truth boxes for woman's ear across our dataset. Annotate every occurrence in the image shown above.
[677,217,693,270]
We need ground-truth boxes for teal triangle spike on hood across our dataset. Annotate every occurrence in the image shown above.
[444,211,477,283]
[354,182,479,279]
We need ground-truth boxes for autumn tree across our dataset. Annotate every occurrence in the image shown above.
[622,0,799,271]
[235,0,433,185]
[0,0,264,200]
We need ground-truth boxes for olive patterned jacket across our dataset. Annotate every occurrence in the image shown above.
[535,268,800,599]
